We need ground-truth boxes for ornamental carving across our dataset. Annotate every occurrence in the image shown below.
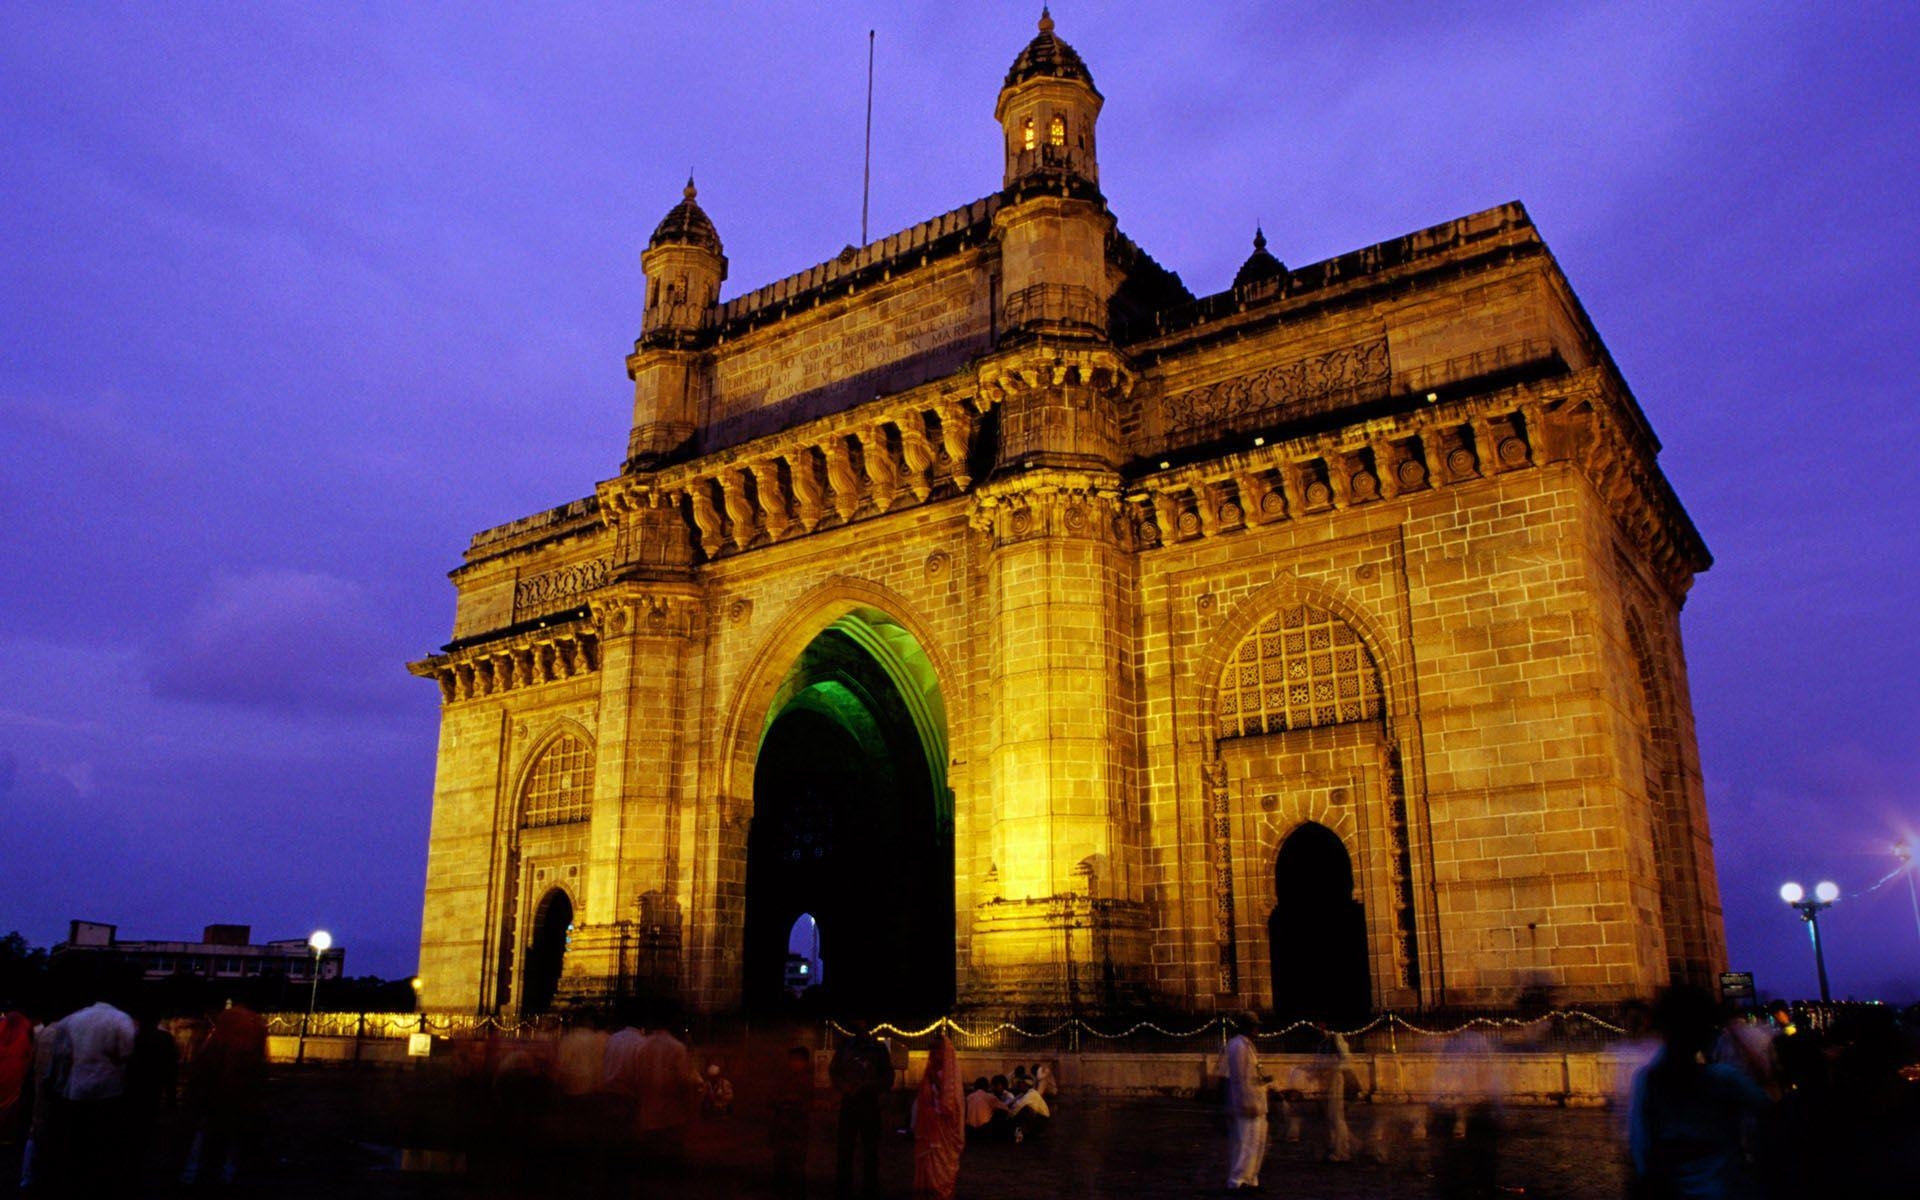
[514,557,612,620]
[1162,338,1390,434]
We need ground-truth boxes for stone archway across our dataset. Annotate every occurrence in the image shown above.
[739,609,953,1019]
[522,887,573,1015]
[1268,822,1369,1023]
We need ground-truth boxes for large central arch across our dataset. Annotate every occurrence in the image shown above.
[736,601,954,1018]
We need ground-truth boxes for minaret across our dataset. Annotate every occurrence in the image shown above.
[994,7,1102,194]
[990,8,1111,352]
[626,179,726,469]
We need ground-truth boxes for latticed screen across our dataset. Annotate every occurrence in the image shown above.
[1217,605,1382,738]
[521,735,593,827]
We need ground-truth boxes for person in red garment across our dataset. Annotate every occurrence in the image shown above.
[912,1034,965,1200]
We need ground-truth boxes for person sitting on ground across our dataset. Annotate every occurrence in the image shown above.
[1033,1062,1056,1102]
[964,1076,1011,1142]
[1006,1077,1050,1143]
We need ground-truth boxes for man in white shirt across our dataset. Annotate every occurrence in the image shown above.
[1222,1011,1272,1191]
[1006,1079,1050,1143]
[60,993,139,1190]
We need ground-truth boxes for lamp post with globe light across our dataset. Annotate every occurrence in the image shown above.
[1778,882,1838,1003]
[298,929,332,1064]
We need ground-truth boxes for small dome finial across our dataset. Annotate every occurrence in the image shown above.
[1038,6,1053,34]
[1253,226,1267,252]
[684,175,696,201]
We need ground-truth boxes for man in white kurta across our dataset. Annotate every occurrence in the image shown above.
[1222,1013,1272,1190]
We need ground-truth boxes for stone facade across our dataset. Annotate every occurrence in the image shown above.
[410,14,1724,1017]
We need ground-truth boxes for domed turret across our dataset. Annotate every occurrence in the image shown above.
[629,179,726,469]
[640,177,727,347]
[1004,7,1095,91]
[1232,228,1288,291]
[995,8,1102,193]
[649,178,723,257]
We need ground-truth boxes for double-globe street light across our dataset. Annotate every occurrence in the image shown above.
[1778,881,1838,1004]
[297,929,332,1065]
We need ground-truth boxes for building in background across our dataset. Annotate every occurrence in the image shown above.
[58,920,345,984]
[411,13,1723,1019]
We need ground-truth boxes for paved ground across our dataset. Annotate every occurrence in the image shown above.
[9,1064,1635,1198]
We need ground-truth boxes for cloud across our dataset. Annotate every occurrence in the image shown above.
[148,568,401,714]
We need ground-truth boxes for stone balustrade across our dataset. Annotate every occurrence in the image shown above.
[602,387,998,563]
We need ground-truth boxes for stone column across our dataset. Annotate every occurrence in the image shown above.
[964,349,1151,1011]
[563,587,703,1006]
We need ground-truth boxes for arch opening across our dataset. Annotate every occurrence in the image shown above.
[744,613,952,1018]
[1268,823,1369,1023]
[522,887,573,1015]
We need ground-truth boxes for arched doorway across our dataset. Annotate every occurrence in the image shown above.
[1268,823,1369,1023]
[743,613,952,1019]
[522,887,573,1015]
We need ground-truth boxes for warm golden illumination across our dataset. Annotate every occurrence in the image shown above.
[1049,115,1065,147]
[1023,116,1036,151]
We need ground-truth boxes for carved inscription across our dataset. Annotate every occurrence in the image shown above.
[1162,338,1391,434]
[711,271,990,421]
[514,557,611,620]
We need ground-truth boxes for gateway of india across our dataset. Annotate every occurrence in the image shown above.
[411,12,1725,1020]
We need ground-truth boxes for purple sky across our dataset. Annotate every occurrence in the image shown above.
[3,3,1916,1002]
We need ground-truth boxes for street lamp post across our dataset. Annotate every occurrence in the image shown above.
[1896,841,1920,950]
[1779,882,1838,1004]
[298,929,332,1065]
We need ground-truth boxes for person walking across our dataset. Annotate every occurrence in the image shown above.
[1323,1032,1359,1163]
[179,1001,268,1187]
[1222,1011,1272,1191]
[830,1018,893,1200]
[1629,985,1771,1199]
[912,1034,965,1200]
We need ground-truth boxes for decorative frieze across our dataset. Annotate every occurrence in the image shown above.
[1162,337,1390,435]
[514,557,612,622]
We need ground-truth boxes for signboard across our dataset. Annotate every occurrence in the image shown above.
[407,1032,434,1058]
[1719,971,1755,1002]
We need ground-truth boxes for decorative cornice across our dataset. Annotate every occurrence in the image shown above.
[590,582,704,641]
[602,377,998,564]
[969,467,1129,547]
[976,344,1135,407]
[409,615,601,706]
[1128,376,1554,547]
[1123,367,1707,601]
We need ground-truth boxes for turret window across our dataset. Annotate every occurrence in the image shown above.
[1049,115,1066,148]
[1022,117,1036,151]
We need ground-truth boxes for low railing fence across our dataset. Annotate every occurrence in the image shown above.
[266,1007,1633,1052]
[265,1000,1882,1053]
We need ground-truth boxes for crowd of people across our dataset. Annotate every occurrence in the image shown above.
[5,978,1915,1197]
[0,979,270,1193]
[431,1009,1058,1200]
[1217,988,1919,1197]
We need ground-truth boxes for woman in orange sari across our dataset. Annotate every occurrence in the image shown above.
[913,1033,966,1200]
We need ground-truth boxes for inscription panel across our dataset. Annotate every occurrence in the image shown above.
[708,263,992,444]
